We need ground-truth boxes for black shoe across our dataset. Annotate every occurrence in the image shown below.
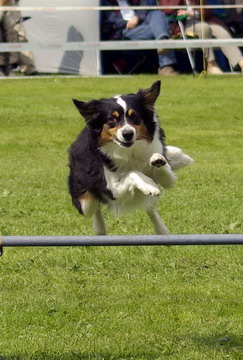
[3,65,16,77]
[24,71,40,76]
[0,65,8,76]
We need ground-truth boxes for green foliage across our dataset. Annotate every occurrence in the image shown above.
[0,75,243,359]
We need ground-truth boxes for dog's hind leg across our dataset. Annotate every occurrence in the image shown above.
[79,192,99,218]
[79,193,106,235]
[147,208,169,235]
[92,208,106,235]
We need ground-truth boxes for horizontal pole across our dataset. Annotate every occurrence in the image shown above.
[1,38,243,53]
[1,234,243,248]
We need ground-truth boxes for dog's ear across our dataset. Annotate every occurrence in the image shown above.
[137,80,161,110]
[72,99,100,123]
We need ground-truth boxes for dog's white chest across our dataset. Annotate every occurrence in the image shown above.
[104,166,159,215]
[102,139,164,214]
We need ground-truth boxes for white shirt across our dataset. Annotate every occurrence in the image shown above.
[185,0,199,21]
[117,0,136,21]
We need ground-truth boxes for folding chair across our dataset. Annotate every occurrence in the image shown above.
[169,14,198,75]
[177,18,197,75]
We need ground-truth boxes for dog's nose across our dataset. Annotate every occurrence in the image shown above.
[122,129,134,142]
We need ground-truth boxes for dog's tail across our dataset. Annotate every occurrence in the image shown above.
[166,145,194,171]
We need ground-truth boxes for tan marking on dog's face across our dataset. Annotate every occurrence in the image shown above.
[135,121,152,142]
[99,123,120,146]
[112,110,120,118]
[126,108,152,142]
[127,109,135,117]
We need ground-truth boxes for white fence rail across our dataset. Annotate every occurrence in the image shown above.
[1,5,243,11]
[1,39,243,53]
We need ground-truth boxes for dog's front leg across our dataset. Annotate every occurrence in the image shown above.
[150,153,177,189]
[119,171,160,197]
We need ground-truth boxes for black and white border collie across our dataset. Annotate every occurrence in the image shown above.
[68,81,193,235]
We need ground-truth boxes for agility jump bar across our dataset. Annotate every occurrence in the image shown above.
[1,234,243,249]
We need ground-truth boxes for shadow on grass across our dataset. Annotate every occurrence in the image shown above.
[186,333,243,354]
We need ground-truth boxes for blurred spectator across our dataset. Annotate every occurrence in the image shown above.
[0,0,16,75]
[0,0,38,76]
[158,0,243,73]
[221,0,243,37]
[101,0,179,75]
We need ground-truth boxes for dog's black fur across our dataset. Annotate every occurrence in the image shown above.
[68,126,115,213]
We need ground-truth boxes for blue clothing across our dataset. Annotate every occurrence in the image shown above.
[102,0,177,68]
[123,11,176,68]
[123,11,170,40]
[102,0,147,40]
[207,0,227,18]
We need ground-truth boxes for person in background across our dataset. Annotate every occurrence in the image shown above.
[0,0,17,76]
[101,0,179,75]
[221,0,243,38]
[0,0,39,76]
[158,0,243,74]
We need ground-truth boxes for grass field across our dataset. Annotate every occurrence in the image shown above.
[0,75,243,359]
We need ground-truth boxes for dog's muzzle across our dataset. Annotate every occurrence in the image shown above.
[116,126,136,148]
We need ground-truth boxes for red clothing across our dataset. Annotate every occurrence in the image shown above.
[159,0,229,36]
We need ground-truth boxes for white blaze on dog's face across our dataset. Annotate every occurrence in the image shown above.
[111,95,141,148]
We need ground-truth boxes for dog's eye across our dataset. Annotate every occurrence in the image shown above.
[130,113,141,126]
[107,117,117,128]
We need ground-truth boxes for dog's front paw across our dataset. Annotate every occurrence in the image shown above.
[150,153,167,168]
[129,172,160,197]
[136,178,160,197]
[141,183,160,197]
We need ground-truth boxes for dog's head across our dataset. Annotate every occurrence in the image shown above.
[73,80,161,148]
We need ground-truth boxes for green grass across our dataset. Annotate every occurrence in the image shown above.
[0,75,243,359]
